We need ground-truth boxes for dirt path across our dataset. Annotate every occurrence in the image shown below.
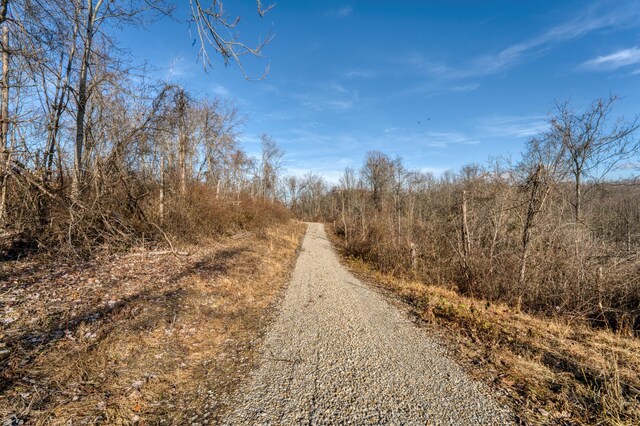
[223,223,513,425]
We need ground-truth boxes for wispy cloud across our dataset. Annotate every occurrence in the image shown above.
[260,110,298,122]
[474,1,640,75]
[237,134,262,146]
[424,131,480,147]
[211,84,231,97]
[265,125,482,182]
[420,166,448,176]
[617,161,640,170]
[286,167,343,183]
[478,115,549,139]
[326,100,355,110]
[326,5,353,19]
[449,84,480,93]
[403,1,640,81]
[292,81,360,111]
[397,80,480,97]
[342,69,380,79]
[582,47,640,70]
[382,128,479,148]
[260,84,281,94]
[400,53,458,78]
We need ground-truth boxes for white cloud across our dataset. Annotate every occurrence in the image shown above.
[403,1,640,79]
[449,84,480,93]
[285,167,343,183]
[292,81,360,112]
[474,2,640,74]
[237,134,262,147]
[343,69,379,79]
[582,47,640,70]
[211,84,231,97]
[260,84,280,94]
[261,111,297,122]
[325,100,353,111]
[397,80,480,97]
[326,6,353,19]
[321,82,350,95]
[400,53,457,78]
[617,161,640,170]
[378,128,479,148]
[424,131,480,147]
[478,115,549,139]
[419,166,448,176]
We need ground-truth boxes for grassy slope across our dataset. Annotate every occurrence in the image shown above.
[1,221,306,425]
[327,225,640,426]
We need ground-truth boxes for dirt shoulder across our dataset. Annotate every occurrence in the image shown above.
[0,221,306,425]
[326,225,640,426]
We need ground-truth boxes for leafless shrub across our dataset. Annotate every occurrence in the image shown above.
[309,98,640,334]
[0,1,282,260]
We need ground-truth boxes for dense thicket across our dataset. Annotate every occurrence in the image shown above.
[291,98,640,333]
[0,0,286,258]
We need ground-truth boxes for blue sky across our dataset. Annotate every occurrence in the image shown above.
[121,0,640,181]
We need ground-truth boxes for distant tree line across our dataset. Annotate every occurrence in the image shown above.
[288,97,640,333]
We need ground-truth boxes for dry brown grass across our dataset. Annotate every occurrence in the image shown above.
[328,226,640,426]
[0,221,306,425]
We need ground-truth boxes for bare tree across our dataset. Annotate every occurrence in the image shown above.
[517,163,551,294]
[259,134,283,201]
[0,0,9,224]
[550,96,640,225]
[70,0,171,199]
[362,151,393,213]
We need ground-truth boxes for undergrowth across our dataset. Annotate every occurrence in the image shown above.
[329,225,640,425]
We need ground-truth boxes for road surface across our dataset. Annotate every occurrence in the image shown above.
[224,223,513,425]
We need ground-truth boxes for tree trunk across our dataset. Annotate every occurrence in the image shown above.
[488,202,504,274]
[159,156,165,223]
[573,167,584,259]
[461,190,471,258]
[178,132,187,197]
[627,218,631,254]
[574,171,581,224]
[0,6,9,225]
[410,242,417,272]
[45,28,79,184]
[72,0,99,200]
[340,192,348,242]
[519,165,549,291]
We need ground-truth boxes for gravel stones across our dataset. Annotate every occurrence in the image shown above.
[223,223,513,425]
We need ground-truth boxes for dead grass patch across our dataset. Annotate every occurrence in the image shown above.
[0,221,306,425]
[328,225,640,426]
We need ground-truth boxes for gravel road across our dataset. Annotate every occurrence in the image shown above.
[223,223,513,425]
